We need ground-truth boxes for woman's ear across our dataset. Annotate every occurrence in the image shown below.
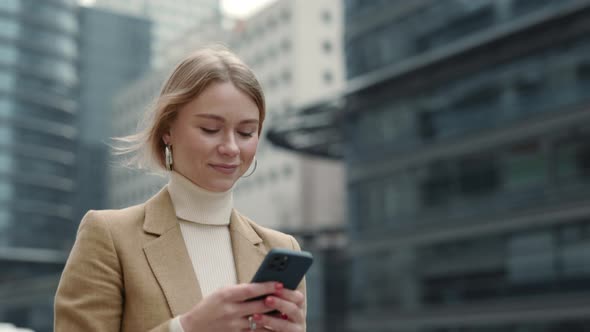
[162,130,171,145]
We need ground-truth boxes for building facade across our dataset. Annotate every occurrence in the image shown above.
[92,0,221,68]
[228,0,347,236]
[76,7,151,223]
[0,0,79,330]
[269,0,590,331]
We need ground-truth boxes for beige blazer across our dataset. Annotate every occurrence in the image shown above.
[54,187,306,332]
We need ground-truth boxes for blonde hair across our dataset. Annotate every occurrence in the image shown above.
[115,45,265,170]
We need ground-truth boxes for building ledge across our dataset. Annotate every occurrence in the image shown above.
[266,0,590,159]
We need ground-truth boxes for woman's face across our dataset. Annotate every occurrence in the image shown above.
[163,81,260,192]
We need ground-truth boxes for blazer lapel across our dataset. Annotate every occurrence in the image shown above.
[142,188,202,317]
[229,210,268,284]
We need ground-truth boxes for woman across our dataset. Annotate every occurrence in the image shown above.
[54,46,307,332]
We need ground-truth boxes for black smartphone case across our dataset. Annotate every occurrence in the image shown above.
[251,248,313,289]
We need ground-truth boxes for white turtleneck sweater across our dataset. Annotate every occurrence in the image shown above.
[167,171,237,332]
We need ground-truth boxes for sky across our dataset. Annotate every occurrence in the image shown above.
[220,0,277,18]
[78,0,278,18]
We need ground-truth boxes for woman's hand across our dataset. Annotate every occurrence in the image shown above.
[179,282,282,332]
[250,287,306,332]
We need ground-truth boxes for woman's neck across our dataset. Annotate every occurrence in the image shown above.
[167,171,233,225]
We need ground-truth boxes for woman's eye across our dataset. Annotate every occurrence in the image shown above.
[238,132,254,137]
[200,128,219,134]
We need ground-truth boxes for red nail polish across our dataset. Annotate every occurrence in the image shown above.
[253,313,262,321]
[275,282,284,290]
[281,313,289,320]
[265,296,274,305]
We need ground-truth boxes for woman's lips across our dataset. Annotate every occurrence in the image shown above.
[210,164,239,174]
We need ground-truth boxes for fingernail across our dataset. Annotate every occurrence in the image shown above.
[253,313,262,321]
[281,313,289,320]
[275,282,284,290]
[265,296,274,305]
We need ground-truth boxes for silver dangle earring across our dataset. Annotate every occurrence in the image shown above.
[241,158,257,178]
[165,144,173,171]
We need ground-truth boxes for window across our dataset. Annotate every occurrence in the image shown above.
[11,99,75,124]
[0,0,19,13]
[502,142,547,190]
[27,2,78,33]
[283,164,293,177]
[280,8,291,22]
[20,25,77,59]
[13,127,75,151]
[0,181,12,201]
[417,111,436,140]
[257,174,265,187]
[0,125,12,143]
[458,155,500,196]
[280,38,291,52]
[267,16,277,30]
[0,99,13,117]
[377,108,411,144]
[508,231,556,283]
[281,70,291,84]
[19,50,77,84]
[0,211,10,231]
[0,70,14,91]
[416,5,494,52]
[0,18,19,40]
[269,169,278,182]
[555,137,590,181]
[267,46,277,60]
[362,181,384,229]
[512,0,554,16]
[384,176,416,221]
[0,45,17,65]
[256,24,265,37]
[267,76,278,90]
[421,161,455,206]
[14,156,70,178]
[323,70,333,84]
[321,10,332,23]
[452,86,501,128]
[322,40,332,53]
[282,100,292,114]
[255,52,264,67]
[430,86,501,139]
[515,72,549,114]
[0,153,11,172]
[576,62,590,86]
[559,222,590,277]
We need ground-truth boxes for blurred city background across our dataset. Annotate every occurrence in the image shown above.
[0,0,589,331]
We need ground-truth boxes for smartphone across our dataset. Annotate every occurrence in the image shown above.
[251,248,313,288]
[248,248,313,310]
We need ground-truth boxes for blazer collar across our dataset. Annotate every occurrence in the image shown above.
[143,187,264,241]
[143,187,178,236]
[142,187,268,317]
[228,210,267,285]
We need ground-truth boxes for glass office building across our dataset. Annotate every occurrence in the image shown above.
[76,7,151,225]
[0,0,79,330]
[269,0,590,331]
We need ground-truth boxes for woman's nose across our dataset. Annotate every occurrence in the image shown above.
[218,134,239,156]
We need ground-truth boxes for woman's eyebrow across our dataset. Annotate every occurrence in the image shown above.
[240,119,260,125]
[194,114,224,121]
[194,114,259,124]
